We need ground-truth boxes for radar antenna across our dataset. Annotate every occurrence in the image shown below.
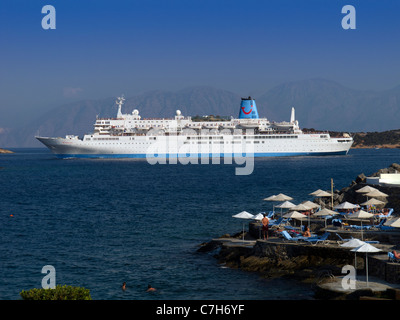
[116,95,125,118]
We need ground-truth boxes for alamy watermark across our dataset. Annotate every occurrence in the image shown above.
[145,126,255,175]
[41,265,56,289]
[41,5,56,30]
[341,265,356,289]
[41,4,356,31]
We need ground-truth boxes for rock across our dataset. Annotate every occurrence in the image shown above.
[390,163,400,171]
[355,173,366,183]
[0,148,13,154]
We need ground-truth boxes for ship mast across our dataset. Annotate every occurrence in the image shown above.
[116,96,125,119]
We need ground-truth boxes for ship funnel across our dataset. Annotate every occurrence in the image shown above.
[290,107,295,123]
[239,96,259,119]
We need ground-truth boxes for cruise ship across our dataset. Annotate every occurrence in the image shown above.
[36,96,353,159]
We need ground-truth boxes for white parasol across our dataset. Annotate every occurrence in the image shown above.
[233,211,254,241]
[385,217,400,228]
[275,201,296,216]
[301,201,321,209]
[355,186,378,194]
[313,190,332,197]
[272,193,294,201]
[360,198,385,206]
[341,238,366,273]
[264,194,293,215]
[312,208,338,227]
[309,189,324,196]
[351,243,381,286]
[364,190,388,198]
[252,213,264,221]
[334,201,360,210]
[349,210,374,240]
[283,210,307,229]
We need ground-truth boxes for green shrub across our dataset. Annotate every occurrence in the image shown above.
[20,285,91,300]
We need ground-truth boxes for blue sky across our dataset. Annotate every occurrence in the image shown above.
[1,0,400,127]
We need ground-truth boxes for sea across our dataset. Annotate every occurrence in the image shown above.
[1,148,399,301]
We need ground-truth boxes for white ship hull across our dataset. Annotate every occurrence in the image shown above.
[36,134,352,159]
[36,96,353,159]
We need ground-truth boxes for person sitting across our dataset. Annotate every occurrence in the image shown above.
[393,250,400,259]
[302,227,311,237]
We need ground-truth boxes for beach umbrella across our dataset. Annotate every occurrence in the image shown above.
[334,202,360,210]
[301,201,321,209]
[271,193,294,201]
[365,190,388,198]
[263,195,277,201]
[356,186,378,194]
[360,198,385,206]
[341,238,366,272]
[290,203,311,211]
[312,208,338,228]
[309,189,324,196]
[340,238,366,248]
[313,208,338,216]
[351,243,381,286]
[290,203,313,227]
[263,195,278,214]
[283,211,307,219]
[361,189,388,203]
[313,190,332,197]
[233,211,253,242]
[384,217,400,228]
[252,213,264,221]
[275,201,296,216]
[275,201,296,210]
[283,211,307,229]
[264,193,293,215]
[349,210,374,240]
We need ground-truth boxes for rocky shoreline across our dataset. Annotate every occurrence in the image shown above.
[351,145,400,149]
[0,148,13,154]
[316,163,400,213]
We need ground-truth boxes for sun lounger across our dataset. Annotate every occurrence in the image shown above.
[349,216,394,231]
[304,232,330,245]
[378,208,393,219]
[269,217,286,226]
[375,218,396,231]
[335,233,353,244]
[335,233,379,244]
[281,230,305,242]
[388,252,400,263]
[267,211,275,218]
[349,224,373,230]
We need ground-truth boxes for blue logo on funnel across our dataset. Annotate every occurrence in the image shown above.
[239,97,259,119]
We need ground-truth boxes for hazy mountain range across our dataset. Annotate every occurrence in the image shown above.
[2,78,400,148]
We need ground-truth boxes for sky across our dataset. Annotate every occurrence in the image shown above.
[1,0,400,128]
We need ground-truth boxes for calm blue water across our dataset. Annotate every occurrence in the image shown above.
[1,148,399,300]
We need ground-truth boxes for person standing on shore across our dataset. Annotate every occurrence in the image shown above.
[262,214,269,240]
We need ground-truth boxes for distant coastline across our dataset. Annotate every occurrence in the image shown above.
[0,148,13,154]
[304,128,400,149]
[351,144,400,149]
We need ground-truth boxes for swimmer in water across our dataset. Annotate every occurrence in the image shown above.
[146,284,156,292]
